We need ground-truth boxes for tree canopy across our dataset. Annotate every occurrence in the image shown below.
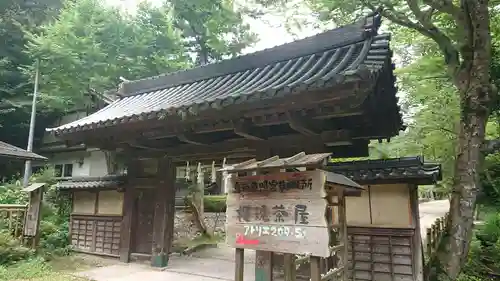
[26,0,256,110]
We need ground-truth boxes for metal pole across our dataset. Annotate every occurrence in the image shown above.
[23,59,40,187]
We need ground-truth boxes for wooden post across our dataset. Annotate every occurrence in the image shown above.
[151,157,177,268]
[432,224,438,249]
[436,218,443,238]
[409,184,424,281]
[283,254,296,281]
[338,190,348,280]
[195,162,205,222]
[310,256,322,281]
[120,158,139,263]
[256,251,274,281]
[235,248,245,281]
[426,228,432,257]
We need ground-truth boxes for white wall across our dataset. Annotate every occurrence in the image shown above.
[88,150,109,177]
[41,149,110,178]
[40,110,116,178]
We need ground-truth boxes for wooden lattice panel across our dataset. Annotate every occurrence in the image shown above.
[71,217,94,251]
[70,215,121,256]
[94,220,121,255]
[347,229,414,281]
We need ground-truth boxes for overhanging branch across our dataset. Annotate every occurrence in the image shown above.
[361,1,461,76]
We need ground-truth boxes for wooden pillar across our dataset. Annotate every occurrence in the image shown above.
[338,190,348,280]
[151,157,176,268]
[120,158,139,263]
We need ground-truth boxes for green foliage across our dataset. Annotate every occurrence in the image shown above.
[459,213,500,280]
[0,232,34,265]
[204,195,227,212]
[25,0,256,110]
[0,0,61,168]
[0,169,71,264]
[26,0,190,110]
[170,0,257,65]
[480,153,500,205]
[0,257,57,281]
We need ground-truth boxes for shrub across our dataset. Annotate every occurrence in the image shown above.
[204,195,226,212]
[39,220,71,259]
[480,152,500,205]
[0,232,34,265]
[460,212,500,280]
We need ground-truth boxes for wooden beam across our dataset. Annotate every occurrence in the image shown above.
[123,131,370,162]
[132,130,346,156]
[233,119,266,140]
[286,111,318,136]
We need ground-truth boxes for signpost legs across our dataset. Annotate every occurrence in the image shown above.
[283,253,296,281]
[235,248,245,281]
[255,251,273,281]
[310,256,322,281]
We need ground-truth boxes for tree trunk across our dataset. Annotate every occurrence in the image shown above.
[430,63,492,280]
[426,0,493,278]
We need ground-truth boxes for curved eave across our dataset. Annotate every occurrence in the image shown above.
[48,33,394,136]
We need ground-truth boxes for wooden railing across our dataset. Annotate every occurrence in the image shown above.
[425,212,449,259]
[0,204,27,238]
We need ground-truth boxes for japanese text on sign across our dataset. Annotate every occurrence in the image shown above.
[243,225,306,239]
[236,204,310,224]
[233,172,313,193]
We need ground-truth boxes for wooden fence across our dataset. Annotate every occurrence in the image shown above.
[0,204,27,238]
[425,212,449,259]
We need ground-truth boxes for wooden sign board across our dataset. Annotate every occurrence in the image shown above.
[226,170,331,257]
[23,189,43,237]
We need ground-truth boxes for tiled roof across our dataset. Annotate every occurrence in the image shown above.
[47,12,394,135]
[0,141,47,161]
[56,175,124,190]
[220,152,332,172]
[325,156,442,184]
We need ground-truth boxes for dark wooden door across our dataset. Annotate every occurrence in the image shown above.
[132,188,155,254]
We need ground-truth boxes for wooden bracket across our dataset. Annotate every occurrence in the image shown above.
[176,127,214,145]
[286,111,318,136]
[177,132,208,145]
[232,119,266,141]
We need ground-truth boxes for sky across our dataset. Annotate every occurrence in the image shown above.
[105,0,322,54]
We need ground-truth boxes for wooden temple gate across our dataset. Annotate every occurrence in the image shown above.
[43,10,417,280]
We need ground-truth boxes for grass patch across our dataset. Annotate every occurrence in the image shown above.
[0,255,98,281]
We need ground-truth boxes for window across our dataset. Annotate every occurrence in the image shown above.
[54,163,73,178]
[63,164,73,177]
[54,164,63,177]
